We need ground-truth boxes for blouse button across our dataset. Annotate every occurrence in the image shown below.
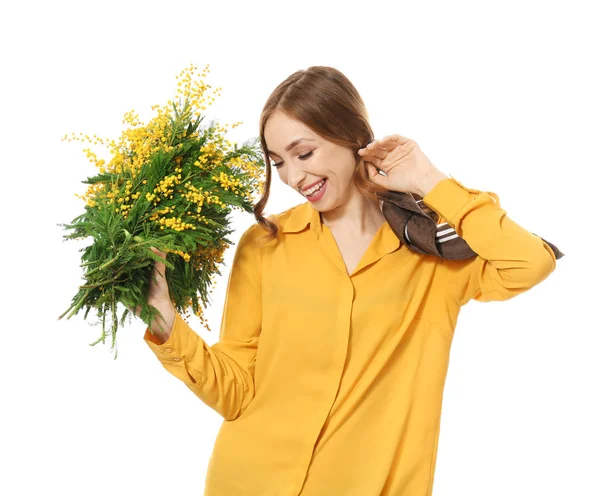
[173,357,182,362]
[164,347,173,353]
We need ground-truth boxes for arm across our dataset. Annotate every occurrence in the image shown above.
[143,223,263,420]
[420,175,557,306]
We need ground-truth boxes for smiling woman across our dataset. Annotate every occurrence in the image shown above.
[142,65,561,496]
[255,66,392,240]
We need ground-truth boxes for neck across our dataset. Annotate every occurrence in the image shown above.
[320,194,385,236]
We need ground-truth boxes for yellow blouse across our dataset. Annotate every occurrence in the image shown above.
[144,176,557,495]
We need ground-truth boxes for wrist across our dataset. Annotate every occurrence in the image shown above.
[414,169,450,197]
[149,300,176,338]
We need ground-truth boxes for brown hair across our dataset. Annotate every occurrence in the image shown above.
[254,66,391,243]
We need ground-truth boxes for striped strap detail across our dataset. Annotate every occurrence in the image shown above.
[414,198,459,245]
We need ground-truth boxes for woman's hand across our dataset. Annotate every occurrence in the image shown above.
[358,134,447,196]
[131,247,176,339]
[145,247,171,306]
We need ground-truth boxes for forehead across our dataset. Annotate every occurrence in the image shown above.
[264,111,318,154]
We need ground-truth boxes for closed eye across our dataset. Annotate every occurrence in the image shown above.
[272,150,313,168]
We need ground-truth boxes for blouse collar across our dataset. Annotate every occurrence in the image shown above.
[280,201,401,255]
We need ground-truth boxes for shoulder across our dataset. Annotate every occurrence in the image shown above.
[266,203,305,228]
[246,203,306,244]
[238,222,263,246]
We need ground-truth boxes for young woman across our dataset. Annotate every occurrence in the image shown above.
[141,66,558,495]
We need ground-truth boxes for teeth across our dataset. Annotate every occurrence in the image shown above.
[304,179,326,196]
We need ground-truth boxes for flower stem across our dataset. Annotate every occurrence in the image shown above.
[84,254,120,278]
[57,290,89,320]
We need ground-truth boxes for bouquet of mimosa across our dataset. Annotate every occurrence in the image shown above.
[58,64,265,359]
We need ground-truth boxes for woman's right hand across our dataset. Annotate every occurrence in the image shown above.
[131,247,176,342]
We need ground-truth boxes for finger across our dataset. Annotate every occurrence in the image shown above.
[377,138,404,153]
[364,155,383,168]
[378,140,397,150]
[149,247,167,279]
[379,134,411,145]
[365,162,385,182]
[154,259,166,281]
[367,142,389,160]
[358,145,387,162]
[378,137,416,160]
[150,247,167,258]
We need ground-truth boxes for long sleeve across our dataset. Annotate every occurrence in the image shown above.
[422,175,557,306]
[143,223,263,420]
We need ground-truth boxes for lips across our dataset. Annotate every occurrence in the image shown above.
[301,178,326,192]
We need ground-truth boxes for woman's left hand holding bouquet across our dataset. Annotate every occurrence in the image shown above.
[131,247,176,344]
[59,64,267,357]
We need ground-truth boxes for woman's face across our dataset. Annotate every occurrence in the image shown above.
[263,110,358,209]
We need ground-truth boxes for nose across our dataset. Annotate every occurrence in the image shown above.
[286,164,307,191]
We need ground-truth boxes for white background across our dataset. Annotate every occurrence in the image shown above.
[1,1,597,494]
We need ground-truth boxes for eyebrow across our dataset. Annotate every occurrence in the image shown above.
[267,137,316,156]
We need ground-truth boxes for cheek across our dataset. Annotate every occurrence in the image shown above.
[330,154,355,176]
[278,170,294,188]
